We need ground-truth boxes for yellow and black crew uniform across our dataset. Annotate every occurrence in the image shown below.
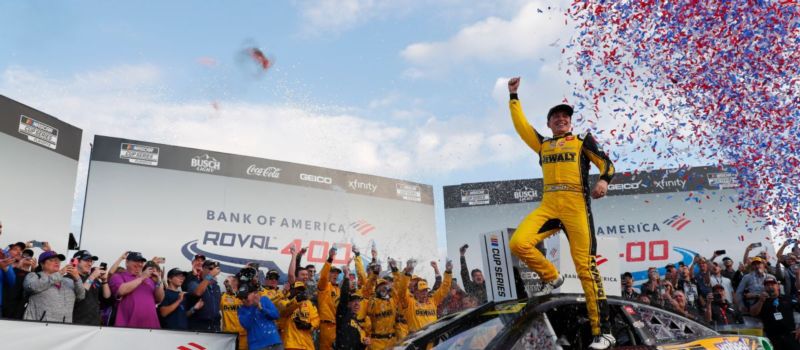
[333,277,369,350]
[507,94,614,336]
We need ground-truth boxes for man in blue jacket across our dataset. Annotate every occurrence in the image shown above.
[238,284,283,350]
[0,248,16,312]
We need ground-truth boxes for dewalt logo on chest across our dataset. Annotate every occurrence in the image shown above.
[541,152,577,164]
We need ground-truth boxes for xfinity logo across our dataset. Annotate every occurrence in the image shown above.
[191,154,221,173]
[300,173,333,184]
[608,180,641,191]
[349,179,378,193]
[246,165,281,179]
[653,178,686,190]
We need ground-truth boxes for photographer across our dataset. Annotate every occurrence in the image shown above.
[237,280,283,350]
[620,272,639,301]
[704,284,742,327]
[459,244,487,304]
[186,259,222,331]
[108,252,164,328]
[23,251,86,322]
[749,276,800,349]
[72,250,111,325]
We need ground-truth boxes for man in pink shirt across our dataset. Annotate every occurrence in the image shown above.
[109,252,165,328]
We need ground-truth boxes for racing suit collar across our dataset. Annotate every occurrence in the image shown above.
[550,132,573,140]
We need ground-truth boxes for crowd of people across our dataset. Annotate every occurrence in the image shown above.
[0,233,491,350]
[619,241,800,349]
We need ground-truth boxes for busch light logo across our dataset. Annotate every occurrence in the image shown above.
[246,164,281,179]
[191,154,221,173]
[513,187,538,202]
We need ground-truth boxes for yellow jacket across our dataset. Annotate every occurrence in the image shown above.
[283,299,319,349]
[220,292,247,350]
[318,261,341,323]
[399,271,452,332]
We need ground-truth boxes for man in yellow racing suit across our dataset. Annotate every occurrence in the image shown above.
[507,76,616,350]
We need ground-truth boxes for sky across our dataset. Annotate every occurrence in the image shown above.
[0,0,690,256]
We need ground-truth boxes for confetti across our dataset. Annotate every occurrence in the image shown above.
[565,1,800,238]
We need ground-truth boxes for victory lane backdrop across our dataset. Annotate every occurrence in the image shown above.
[80,135,438,281]
[444,166,774,289]
[0,95,82,252]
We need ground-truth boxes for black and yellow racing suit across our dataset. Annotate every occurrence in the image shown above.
[507,94,614,336]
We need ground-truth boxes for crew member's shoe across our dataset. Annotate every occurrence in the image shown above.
[589,334,616,349]
[533,274,564,296]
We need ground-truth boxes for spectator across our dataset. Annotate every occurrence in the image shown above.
[677,266,700,309]
[109,251,164,328]
[72,250,112,325]
[732,261,748,292]
[620,272,639,300]
[23,251,85,322]
[704,284,742,327]
[720,257,737,283]
[735,256,775,313]
[182,254,206,292]
[2,248,34,318]
[780,252,799,298]
[458,244,487,304]
[438,282,467,317]
[186,259,222,331]
[663,290,702,321]
[0,245,17,315]
[158,268,199,330]
[708,262,734,304]
[238,282,283,350]
[663,264,679,288]
[640,267,663,305]
[749,276,800,349]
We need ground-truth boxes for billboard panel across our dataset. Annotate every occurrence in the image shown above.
[0,95,82,252]
[444,166,772,288]
[80,135,437,281]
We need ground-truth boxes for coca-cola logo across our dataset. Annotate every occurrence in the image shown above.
[246,164,281,179]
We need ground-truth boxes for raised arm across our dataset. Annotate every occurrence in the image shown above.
[432,260,453,306]
[288,245,300,285]
[508,77,544,153]
[459,244,474,292]
[319,247,336,292]
[353,246,368,287]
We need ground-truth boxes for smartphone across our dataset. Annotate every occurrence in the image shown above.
[28,240,44,249]
[715,250,726,255]
[100,262,108,271]
[751,242,763,248]
[71,258,79,267]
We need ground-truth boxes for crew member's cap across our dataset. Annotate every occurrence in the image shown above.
[763,276,778,285]
[376,278,389,286]
[750,257,765,264]
[193,254,206,261]
[417,280,429,290]
[547,104,574,120]
[38,251,66,264]
[293,281,307,289]
[266,269,280,280]
[73,250,99,261]
[168,268,188,278]
[202,260,220,269]
[349,291,364,300]
[330,266,342,273]
[126,252,147,262]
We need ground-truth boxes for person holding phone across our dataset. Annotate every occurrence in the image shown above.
[108,252,164,328]
[23,251,85,322]
[735,256,775,313]
[185,259,222,331]
[749,276,800,349]
[72,250,111,325]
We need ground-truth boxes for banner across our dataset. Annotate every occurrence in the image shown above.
[0,319,236,349]
[479,230,518,301]
[444,166,773,289]
[0,95,82,252]
[80,135,438,282]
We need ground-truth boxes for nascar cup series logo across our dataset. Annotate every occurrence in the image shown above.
[191,154,221,173]
[489,235,508,297]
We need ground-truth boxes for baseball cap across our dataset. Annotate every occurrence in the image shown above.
[126,252,147,262]
[763,276,778,285]
[167,268,188,278]
[712,284,725,291]
[193,254,206,261]
[349,290,364,301]
[38,251,66,264]
[202,260,220,269]
[621,272,633,279]
[417,280,430,290]
[293,281,307,289]
[376,278,389,286]
[664,263,676,269]
[547,104,574,120]
[330,266,342,273]
[266,269,280,280]
[9,242,25,250]
[750,257,765,264]
[722,256,732,262]
[73,250,99,261]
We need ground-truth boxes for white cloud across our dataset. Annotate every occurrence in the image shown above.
[401,1,570,77]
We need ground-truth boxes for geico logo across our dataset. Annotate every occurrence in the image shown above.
[608,181,641,191]
[300,173,332,184]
